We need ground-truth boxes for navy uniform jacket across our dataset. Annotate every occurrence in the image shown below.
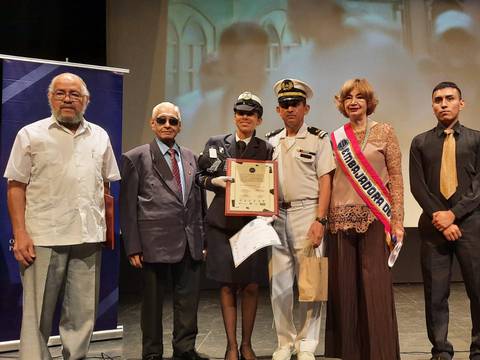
[196,133,273,232]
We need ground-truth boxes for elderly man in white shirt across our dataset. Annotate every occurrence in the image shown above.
[4,72,121,360]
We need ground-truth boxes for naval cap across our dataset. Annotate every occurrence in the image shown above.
[273,78,313,102]
[234,91,263,116]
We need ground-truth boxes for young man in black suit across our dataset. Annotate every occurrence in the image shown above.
[410,82,480,360]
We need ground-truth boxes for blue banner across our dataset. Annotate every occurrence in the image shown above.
[0,59,124,342]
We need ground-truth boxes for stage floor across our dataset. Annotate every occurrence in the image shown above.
[0,283,473,360]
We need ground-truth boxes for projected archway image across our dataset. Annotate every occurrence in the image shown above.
[166,0,480,226]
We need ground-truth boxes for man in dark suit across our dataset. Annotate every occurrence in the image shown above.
[410,82,480,360]
[120,102,208,360]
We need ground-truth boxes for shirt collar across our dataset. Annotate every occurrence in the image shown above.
[48,115,89,134]
[155,137,180,156]
[297,122,308,138]
[235,133,252,145]
[435,120,461,137]
[279,122,308,139]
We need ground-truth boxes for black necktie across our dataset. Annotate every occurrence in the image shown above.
[236,140,246,158]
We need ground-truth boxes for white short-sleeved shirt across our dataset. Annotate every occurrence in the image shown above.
[269,122,336,202]
[4,116,121,246]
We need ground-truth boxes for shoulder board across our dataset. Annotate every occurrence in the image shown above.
[307,126,328,138]
[266,128,284,138]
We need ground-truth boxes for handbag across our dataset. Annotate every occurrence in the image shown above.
[298,245,328,302]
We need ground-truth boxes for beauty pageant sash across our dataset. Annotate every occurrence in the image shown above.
[331,124,397,253]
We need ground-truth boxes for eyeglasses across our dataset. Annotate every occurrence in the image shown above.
[156,116,180,126]
[236,110,256,117]
[52,90,84,102]
[279,99,303,109]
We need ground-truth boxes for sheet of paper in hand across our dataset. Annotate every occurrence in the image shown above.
[229,217,280,267]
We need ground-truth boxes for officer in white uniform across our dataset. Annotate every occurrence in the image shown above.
[267,79,336,360]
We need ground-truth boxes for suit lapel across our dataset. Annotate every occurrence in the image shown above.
[149,141,182,202]
[179,147,194,201]
[224,133,236,158]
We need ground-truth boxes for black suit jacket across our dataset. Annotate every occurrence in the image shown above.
[196,133,273,232]
[120,140,206,263]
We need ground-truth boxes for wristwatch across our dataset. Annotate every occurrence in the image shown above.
[315,216,328,226]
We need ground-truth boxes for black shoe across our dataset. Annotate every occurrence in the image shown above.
[173,350,209,360]
[224,348,239,360]
[239,345,257,360]
[430,355,450,360]
[143,355,162,360]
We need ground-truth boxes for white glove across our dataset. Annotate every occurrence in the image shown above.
[256,215,277,224]
[211,176,234,188]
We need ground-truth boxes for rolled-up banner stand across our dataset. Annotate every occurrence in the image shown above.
[0,54,129,352]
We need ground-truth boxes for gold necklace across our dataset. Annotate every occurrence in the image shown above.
[360,119,371,151]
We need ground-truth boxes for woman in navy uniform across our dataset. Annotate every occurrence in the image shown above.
[197,92,273,360]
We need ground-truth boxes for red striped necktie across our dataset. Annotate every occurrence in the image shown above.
[169,148,183,198]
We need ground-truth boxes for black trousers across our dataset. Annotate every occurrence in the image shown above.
[141,247,202,358]
[325,221,400,360]
[419,212,480,360]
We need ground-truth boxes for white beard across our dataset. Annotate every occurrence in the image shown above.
[53,110,83,126]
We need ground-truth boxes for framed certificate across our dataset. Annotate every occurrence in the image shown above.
[225,159,278,216]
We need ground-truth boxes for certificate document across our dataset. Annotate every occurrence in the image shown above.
[229,217,281,267]
[225,159,278,216]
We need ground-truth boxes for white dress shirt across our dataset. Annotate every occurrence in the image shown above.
[4,116,121,246]
[235,133,252,145]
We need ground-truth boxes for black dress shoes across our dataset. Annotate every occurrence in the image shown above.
[430,355,450,360]
[143,355,162,360]
[224,348,239,360]
[173,349,209,360]
[239,345,257,360]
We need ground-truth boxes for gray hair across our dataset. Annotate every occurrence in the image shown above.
[47,73,90,97]
[151,102,182,121]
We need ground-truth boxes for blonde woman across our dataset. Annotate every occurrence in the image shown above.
[325,78,404,360]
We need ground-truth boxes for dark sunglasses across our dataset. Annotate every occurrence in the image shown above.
[236,110,256,117]
[156,116,179,126]
[279,99,303,109]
